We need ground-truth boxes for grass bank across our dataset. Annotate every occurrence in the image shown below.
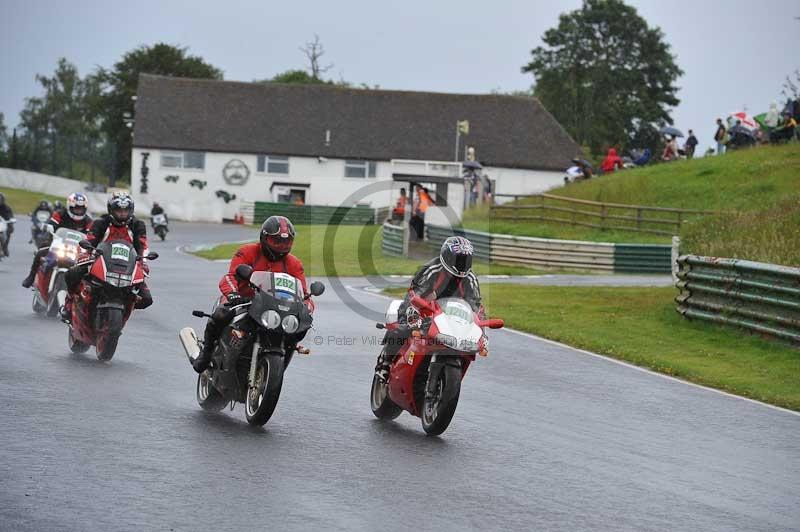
[193,224,544,276]
[385,284,800,411]
[0,187,63,215]
[464,144,800,264]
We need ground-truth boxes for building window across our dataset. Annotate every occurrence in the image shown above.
[345,160,377,178]
[160,151,205,170]
[257,155,289,174]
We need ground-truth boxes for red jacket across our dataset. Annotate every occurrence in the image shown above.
[601,148,623,173]
[219,243,308,299]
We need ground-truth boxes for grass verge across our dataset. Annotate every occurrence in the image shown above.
[192,224,545,276]
[0,187,63,215]
[385,284,800,411]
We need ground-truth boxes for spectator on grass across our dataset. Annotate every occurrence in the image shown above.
[662,136,679,161]
[600,147,623,174]
[684,130,698,159]
[714,118,727,154]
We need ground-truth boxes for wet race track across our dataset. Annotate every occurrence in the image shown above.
[1,221,798,532]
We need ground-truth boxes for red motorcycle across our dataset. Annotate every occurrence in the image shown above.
[67,239,158,360]
[371,295,504,435]
[31,228,84,318]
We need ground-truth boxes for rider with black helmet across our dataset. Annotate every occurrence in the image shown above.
[191,215,313,374]
[375,235,482,381]
[61,192,153,321]
[0,193,14,256]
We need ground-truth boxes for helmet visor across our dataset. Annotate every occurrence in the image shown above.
[111,207,130,221]
[266,234,293,254]
[70,206,87,217]
[452,253,472,277]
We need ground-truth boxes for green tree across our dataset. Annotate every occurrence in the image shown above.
[94,43,223,184]
[522,0,682,157]
[265,69,332,85]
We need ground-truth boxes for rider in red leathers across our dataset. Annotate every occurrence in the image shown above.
[192,215,312,373]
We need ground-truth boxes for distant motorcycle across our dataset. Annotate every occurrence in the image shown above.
[152,213,168,241]
[31,228,83,317]
[179,267,324,426]
[31,210,52,249]
[67,239,158,360]
[0,217,16,259]
[371,295,504,435]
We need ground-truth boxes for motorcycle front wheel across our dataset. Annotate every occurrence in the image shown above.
[421,364,462,436]
[96,307,124,361]
[245,354,284,426]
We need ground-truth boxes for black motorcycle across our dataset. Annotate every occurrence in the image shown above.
[179,265,324,426]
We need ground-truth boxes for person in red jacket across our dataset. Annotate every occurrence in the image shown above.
[192,215,311,373]
[601,147,623,174]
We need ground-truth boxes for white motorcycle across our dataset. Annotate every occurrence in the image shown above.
[31,228,83,317]
[0,217,16,259]
[152,213,168,241]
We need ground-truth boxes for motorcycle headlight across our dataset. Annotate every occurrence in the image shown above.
[281,314,299,334]
[260,310,281,329]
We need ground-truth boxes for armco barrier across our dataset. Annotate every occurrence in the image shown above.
[254,201,377,225]
[412,225,671,273]
[382,222,404,257]
[676,255,800,344]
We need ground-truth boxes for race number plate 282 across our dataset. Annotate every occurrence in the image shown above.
[273,272,298,294]
[110,243,131,261]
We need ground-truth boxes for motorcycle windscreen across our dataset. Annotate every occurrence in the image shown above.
[98,240,139,275]
[50,228,82,261]
[433,298,483,352]
[249,271,303,301]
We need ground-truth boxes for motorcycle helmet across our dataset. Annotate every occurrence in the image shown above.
[260,215,295,260]
[440,236,474,278]
[66,193,88,221]
[53,200,63,211]
[38,200,50,211]
[107,192,134,226]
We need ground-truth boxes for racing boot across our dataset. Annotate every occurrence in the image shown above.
[192,324,217,374]
[21,271,35,288]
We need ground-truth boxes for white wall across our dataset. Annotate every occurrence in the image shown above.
[131,149,395,223]
[0,168,108,215]
[128,148,566,222]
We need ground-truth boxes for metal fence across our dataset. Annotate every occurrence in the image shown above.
[382,222,404,257]
[415,224,672,273]
[253,202,380,225]
[676,255,800,344]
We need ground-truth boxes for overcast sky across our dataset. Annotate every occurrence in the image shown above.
[2,0,797,155]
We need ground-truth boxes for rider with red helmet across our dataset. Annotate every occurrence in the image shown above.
[22,193,93,288]
[192,215,311,373]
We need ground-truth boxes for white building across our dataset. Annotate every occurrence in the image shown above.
[131,75,580,222]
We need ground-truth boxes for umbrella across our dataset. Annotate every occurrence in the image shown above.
[660,126,684,137]
[462,160,483,171]
[727,111,758,131]
[571,158,592,168]
[753,112,769,129]
[728,124,756,138]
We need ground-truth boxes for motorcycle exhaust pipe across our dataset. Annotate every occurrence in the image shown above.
[179,327,201,361]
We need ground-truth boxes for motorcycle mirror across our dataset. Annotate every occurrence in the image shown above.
[480,318,505,329]
[309,281,325,297]
[192,310,211,318]
[146,252,159,260]
[235,264,254,281]
[78,239,94,251]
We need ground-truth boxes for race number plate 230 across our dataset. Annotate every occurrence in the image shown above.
[110,243,131,261]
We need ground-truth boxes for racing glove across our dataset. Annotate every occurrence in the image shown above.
[226,292,248,307]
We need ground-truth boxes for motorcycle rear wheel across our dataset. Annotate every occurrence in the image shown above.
[68,327,90,354]
[245,354,284,426]
[96,308,124,361]
[421,365,461,436]
[370,374,402,420]
[196,371,227,411]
